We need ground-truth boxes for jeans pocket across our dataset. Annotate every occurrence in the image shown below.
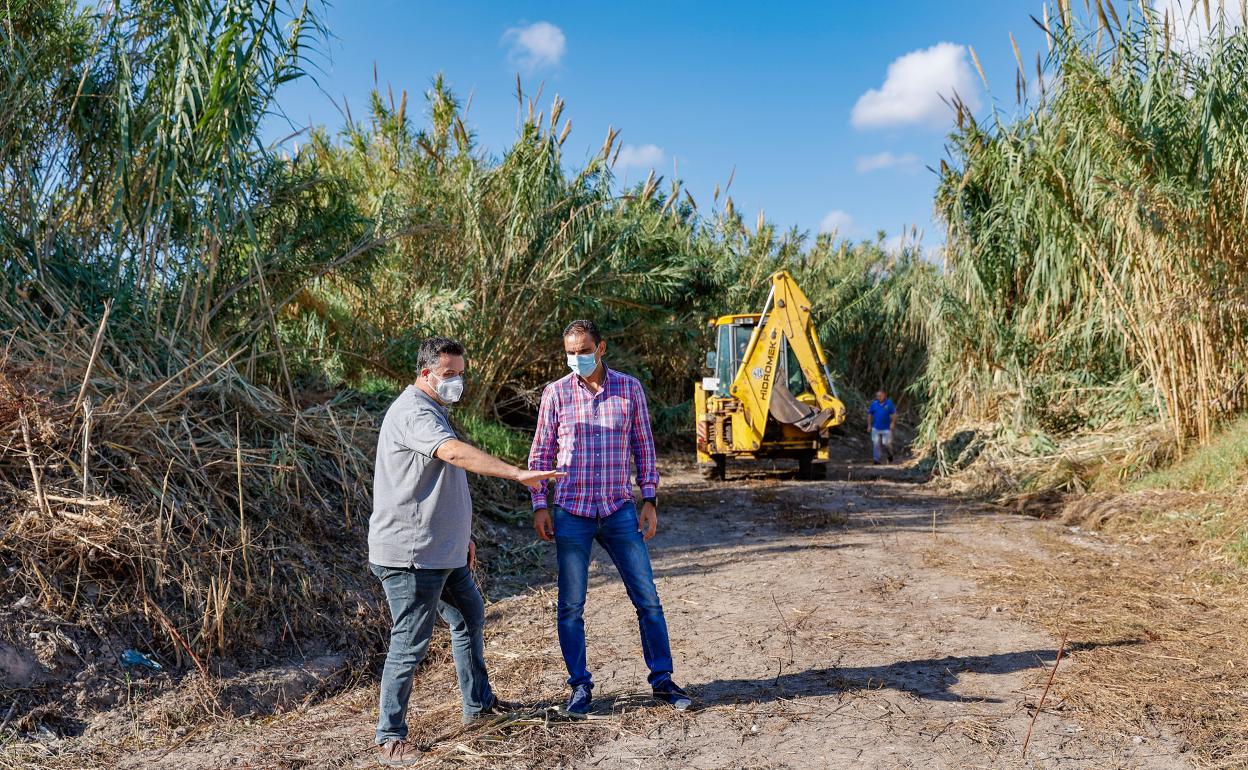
[617,502,639,525]
[370,562,406,582]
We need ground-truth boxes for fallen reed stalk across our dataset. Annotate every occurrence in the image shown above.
[1021,631,1067,759]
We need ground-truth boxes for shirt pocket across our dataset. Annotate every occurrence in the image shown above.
[603,393,630,429]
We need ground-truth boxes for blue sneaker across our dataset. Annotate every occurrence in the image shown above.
[562,684,593,718]
[652,681,692,711]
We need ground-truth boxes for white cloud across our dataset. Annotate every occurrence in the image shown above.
[819,210,854,235]
[503,21,566,71]
[883,232,908,255]
[883,228,927,256]
[855,151,920,173]
[851,42,981,129]
[615,143,665,169]
[1029,71,1060,102]
[1152,0,1244,51]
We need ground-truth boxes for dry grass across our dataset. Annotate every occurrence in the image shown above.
[932,423,1175,499]
[0,298,529,747]
[954,525,1248,769]
[0,588,673,770]
[1058,485,1247,577]
[0,307,381,665]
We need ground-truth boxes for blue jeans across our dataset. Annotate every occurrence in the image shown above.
[553,502,674,689]
[369,563,495,743]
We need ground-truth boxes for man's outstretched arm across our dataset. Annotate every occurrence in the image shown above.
[435,440,558,490]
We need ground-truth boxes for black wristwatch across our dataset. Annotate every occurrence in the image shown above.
[642,496,657,506]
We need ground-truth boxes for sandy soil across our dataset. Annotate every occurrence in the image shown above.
[569,461,1191,770]
[8,447,1198,770]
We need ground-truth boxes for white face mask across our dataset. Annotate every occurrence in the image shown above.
[428,372,464,404]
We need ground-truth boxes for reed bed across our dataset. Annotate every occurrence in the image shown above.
[924,1,1248,481]
[291,79,933,424]
[0,0,402,675]
[0,292,384,663]
[2,0,905,666]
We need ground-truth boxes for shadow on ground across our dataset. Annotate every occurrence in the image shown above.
[690,641,1133,706]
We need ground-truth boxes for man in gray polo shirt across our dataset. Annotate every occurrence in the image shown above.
[370,336,559,766]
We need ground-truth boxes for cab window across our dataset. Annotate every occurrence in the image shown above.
[785,340,809,395]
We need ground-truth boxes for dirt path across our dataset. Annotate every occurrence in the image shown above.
[568,460,1190,769]
[39,453,1197,770]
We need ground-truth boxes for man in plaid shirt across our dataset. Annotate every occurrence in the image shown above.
[528,319,691,717]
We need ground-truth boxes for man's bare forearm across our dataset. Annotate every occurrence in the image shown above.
[436,439,521,481]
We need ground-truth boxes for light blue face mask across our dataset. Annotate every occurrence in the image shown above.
[566,352,599,378]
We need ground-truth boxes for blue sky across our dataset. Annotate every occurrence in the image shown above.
[271,1,1058,252]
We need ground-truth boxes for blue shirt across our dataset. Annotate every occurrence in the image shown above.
[869,399,896,431]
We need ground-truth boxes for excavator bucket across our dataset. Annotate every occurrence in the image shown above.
[769,381,837,433]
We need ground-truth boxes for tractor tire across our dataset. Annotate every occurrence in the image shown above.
[701,454,727,481]
[797,452,821,480]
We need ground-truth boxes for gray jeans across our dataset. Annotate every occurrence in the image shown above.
[370,563,495,743]
[871,428,893,462]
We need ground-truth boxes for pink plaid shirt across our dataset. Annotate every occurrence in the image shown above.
[528,367,660,517]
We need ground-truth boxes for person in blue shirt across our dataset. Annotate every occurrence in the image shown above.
[867,389,897,464]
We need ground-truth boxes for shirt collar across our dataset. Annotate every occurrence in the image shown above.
[569,365,612,393]
[409,384,448,414]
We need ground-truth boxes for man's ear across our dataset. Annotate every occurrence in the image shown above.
[597,340,606,357]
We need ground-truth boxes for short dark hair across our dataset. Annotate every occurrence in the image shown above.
[563,319,602,345]
[417,336,465,373]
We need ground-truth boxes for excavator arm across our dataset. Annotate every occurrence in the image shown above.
[727,271,846,450]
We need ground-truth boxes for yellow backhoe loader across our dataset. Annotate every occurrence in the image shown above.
[694,270,846,480]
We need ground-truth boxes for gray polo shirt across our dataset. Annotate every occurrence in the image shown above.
[368,385,472,568]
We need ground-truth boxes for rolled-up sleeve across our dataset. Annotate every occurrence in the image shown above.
[629,381,659,498]
[527,385,559,510]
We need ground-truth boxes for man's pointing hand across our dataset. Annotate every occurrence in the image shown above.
[515,468,565,491]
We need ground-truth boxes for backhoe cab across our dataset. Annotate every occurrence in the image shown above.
[694,271,846,480]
